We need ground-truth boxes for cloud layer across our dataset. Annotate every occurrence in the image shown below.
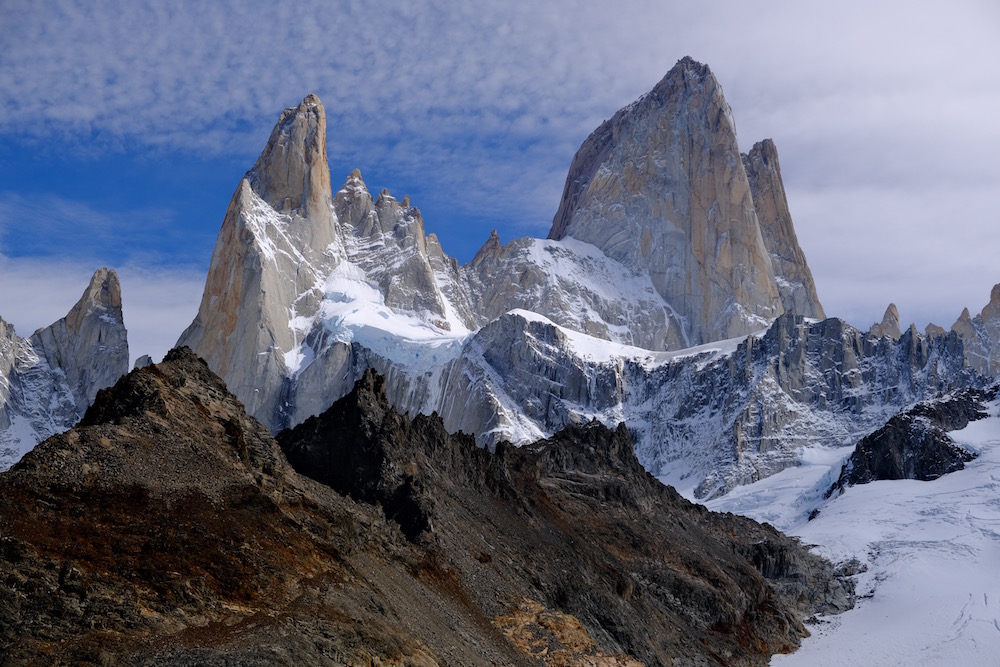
[2,0,999,354]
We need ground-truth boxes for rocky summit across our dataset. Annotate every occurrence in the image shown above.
[548,57,819,346]
[0,349,852,665]
[0,268,128,471]
[164,57,999,501]
[948,283,1000,375]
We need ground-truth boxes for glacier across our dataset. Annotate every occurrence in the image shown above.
[708,394,1000,666]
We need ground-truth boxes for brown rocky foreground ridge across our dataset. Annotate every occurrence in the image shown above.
[0,348,852,665]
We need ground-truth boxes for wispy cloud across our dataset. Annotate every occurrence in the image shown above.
[0,193,175,260]
[1,0,999,331]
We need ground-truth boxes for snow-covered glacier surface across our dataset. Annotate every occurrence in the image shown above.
[707,399,1000,666]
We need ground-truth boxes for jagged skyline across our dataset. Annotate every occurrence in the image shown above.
[1,0,998,364]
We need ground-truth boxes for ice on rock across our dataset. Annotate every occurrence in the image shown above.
[0,268,129,470]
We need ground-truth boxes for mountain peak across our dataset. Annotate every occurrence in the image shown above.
[29,267,128,410]
[743,139,825,319]
[651,56,715,94]
[472,228,502,265]
[248,93,332,224]
[870,303,902,340]
[64,267,122,334]
[0,267,129,470]
[547,56,781,345]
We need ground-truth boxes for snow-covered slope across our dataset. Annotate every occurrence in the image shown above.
[464,234,692,350]
[707,392,1000,666]
[0,268,129,470]
[176,76,987,503]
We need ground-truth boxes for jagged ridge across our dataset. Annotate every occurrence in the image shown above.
[0,350,852,665]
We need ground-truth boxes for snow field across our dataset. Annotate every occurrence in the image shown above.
[720,401,1000,666]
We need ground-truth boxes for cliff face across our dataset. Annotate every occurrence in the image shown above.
[949,284,1000,376]
[742,139,825,319]
[0,268,128,470]
[427,310,976,499]
[0,350,851,666]
[548,57,785,346]
[176,95,343,428]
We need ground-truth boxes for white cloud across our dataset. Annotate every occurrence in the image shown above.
[791,184,1000,331]
[1,0,999,335]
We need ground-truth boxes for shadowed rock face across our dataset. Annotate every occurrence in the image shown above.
[281,369,855,665]
[0,351,851,666]
[833,386,995,491]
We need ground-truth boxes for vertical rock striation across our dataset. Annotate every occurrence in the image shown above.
[549,56,784,346]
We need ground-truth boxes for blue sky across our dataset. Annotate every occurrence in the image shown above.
[1,0,999,364]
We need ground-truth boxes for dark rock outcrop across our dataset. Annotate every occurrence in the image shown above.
[1,351,852,666]
[833,386,996,491]
[281,369,855,665]
[0,349,524,666]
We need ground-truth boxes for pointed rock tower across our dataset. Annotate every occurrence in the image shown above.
[950,284,1000,375]
[0,268,128,470]
[178,95,479,432]
[869,304,902,340]
[177,94,342,427]
[549,57,786,345]
[743,139,825,319]
[30,267,129,410]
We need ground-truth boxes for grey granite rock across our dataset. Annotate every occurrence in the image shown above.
[950,284,1000,375]
[548,57,783,347]
[0,268,128,470]
[743,139,825,319]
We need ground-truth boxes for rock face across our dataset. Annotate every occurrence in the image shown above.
[832,386,994,490]
[0,268,128,470]
[431,310,977,499]
[0,350,852,665]
[548,57,787,347]
[177,94,342,429]
[464,234,686,350]
[248,93,334,227]
[869,303,902,340]
[950,284,1000,375]
[743,139,825,319]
